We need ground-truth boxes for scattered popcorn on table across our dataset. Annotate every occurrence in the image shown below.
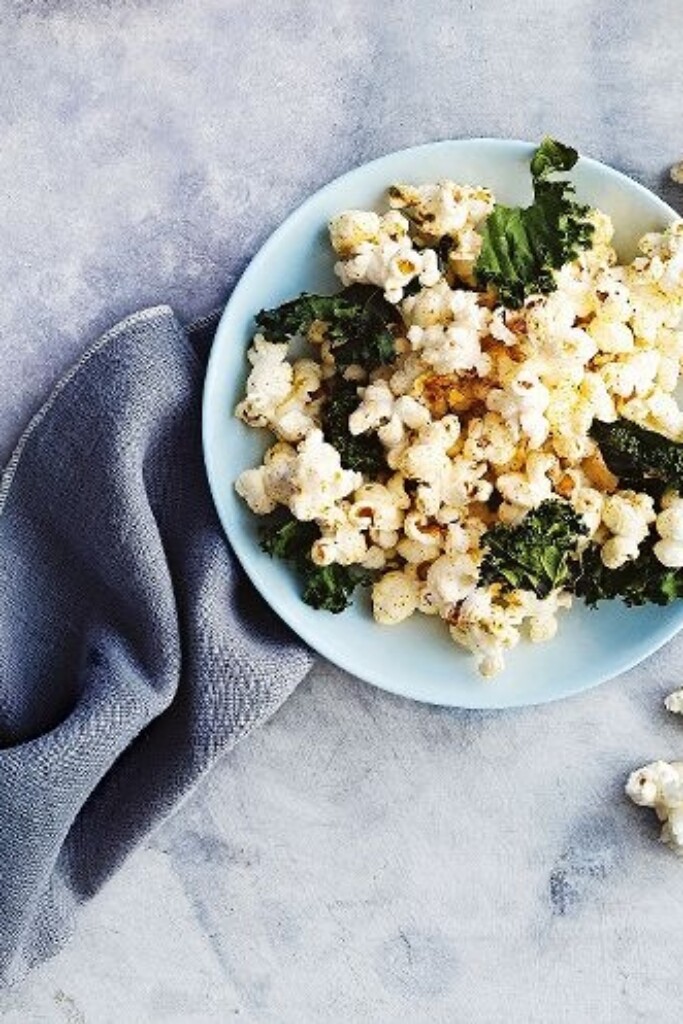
[627,689,683,854]
[626,760,683,854]
[664,689,683,715]
[234,140,683,679]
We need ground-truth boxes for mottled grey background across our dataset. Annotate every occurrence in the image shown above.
[2,1,683,1021]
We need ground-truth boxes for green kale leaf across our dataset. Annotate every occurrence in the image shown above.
[529,138,583,180]
[479,499,587,598]
[255,285,398,370]
[259,507,319,562]
[475,137,594,308]
[590,418,683,493]
[576,535,683,608]
[301,562,374,614]
[321,376,386,476]
[259,508,373,613]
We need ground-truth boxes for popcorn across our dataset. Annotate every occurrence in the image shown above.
[599,350,660,399]
[448,587,522,678]
[447,456,494,508]
[588,319,634,354]
[638,221,683,296]
[600,490,656,569]
[544,382,597,462]
[586,208,616,250]
[274,430,363,522]
[512,589,573,643]
[348,481,407,533]
[401,278,456,328]
[462,412,519,467]
[234,176,683,681]
[656,355,680,394]
[626,761,683,854]
[646,391,683,438]
[362,545,389,570]
[665,689,683,715]
[328,210,382,257]
[404,287,491,376]
[397,536,442,565]
[593,270,632,322]
[372,570,420,625]
[234,466,278,516]
[389,353,428,398]
[580,372,617,424]
[628,683,683,855]
[489,307,518,346]
[235,336,294,429]
[235,441,298,514]
[570,485,605,538]
[654,494,683,568]
[496,452,557,510]
[388,181,494,242]
[486,366,550,450]
[272,358,324,442]
[311,515,368,567]
[348,379,432,450]
[332,210,440,303]
[403,511,442,545]
[348,379,394,435]
[235,339,323,443]
[397,415,462,516]
[444,516,487,555]
[423,553,480,611]
[526,291,598,385]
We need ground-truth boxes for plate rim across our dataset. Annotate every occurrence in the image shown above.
[202,136,683,708]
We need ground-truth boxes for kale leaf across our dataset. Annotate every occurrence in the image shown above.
[478,487,683,610]
[256,293,357,342]
[321,376,386,476]
[475,137,594,308]
[590,418,683,493]
[259,508,373,613]
[255,285,398,371]
[576,535,683,608]
[301,563,374,614]
[529,138,582,180]
[259,507,319,562]
[479,499,587,598]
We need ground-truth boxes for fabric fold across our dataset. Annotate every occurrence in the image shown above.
[0,307,313,986]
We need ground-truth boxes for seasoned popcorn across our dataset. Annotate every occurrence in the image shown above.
[235,169,683,679]
[627,758,683,855]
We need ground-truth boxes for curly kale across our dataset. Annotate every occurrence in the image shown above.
[475,137,594,308]
[590,418,683,493]
[259,508,319,562]
[259,508,373,613]
[479,499,587,599]
[529,137,582,179]
[255,284,398,371]
[321,377,386,476]
[576,534,683,608]
[301,563,374,614]
[478,495,683,610]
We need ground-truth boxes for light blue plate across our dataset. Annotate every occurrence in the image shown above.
[203,138,683,708]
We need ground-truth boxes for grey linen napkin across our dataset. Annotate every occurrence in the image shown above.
[0,306,314,987]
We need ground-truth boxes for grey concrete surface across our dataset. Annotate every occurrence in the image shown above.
[1,1,683,1021]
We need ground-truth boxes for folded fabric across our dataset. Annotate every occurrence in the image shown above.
[0,306,314,987]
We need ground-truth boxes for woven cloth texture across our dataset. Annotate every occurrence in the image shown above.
[0,306,313,986]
